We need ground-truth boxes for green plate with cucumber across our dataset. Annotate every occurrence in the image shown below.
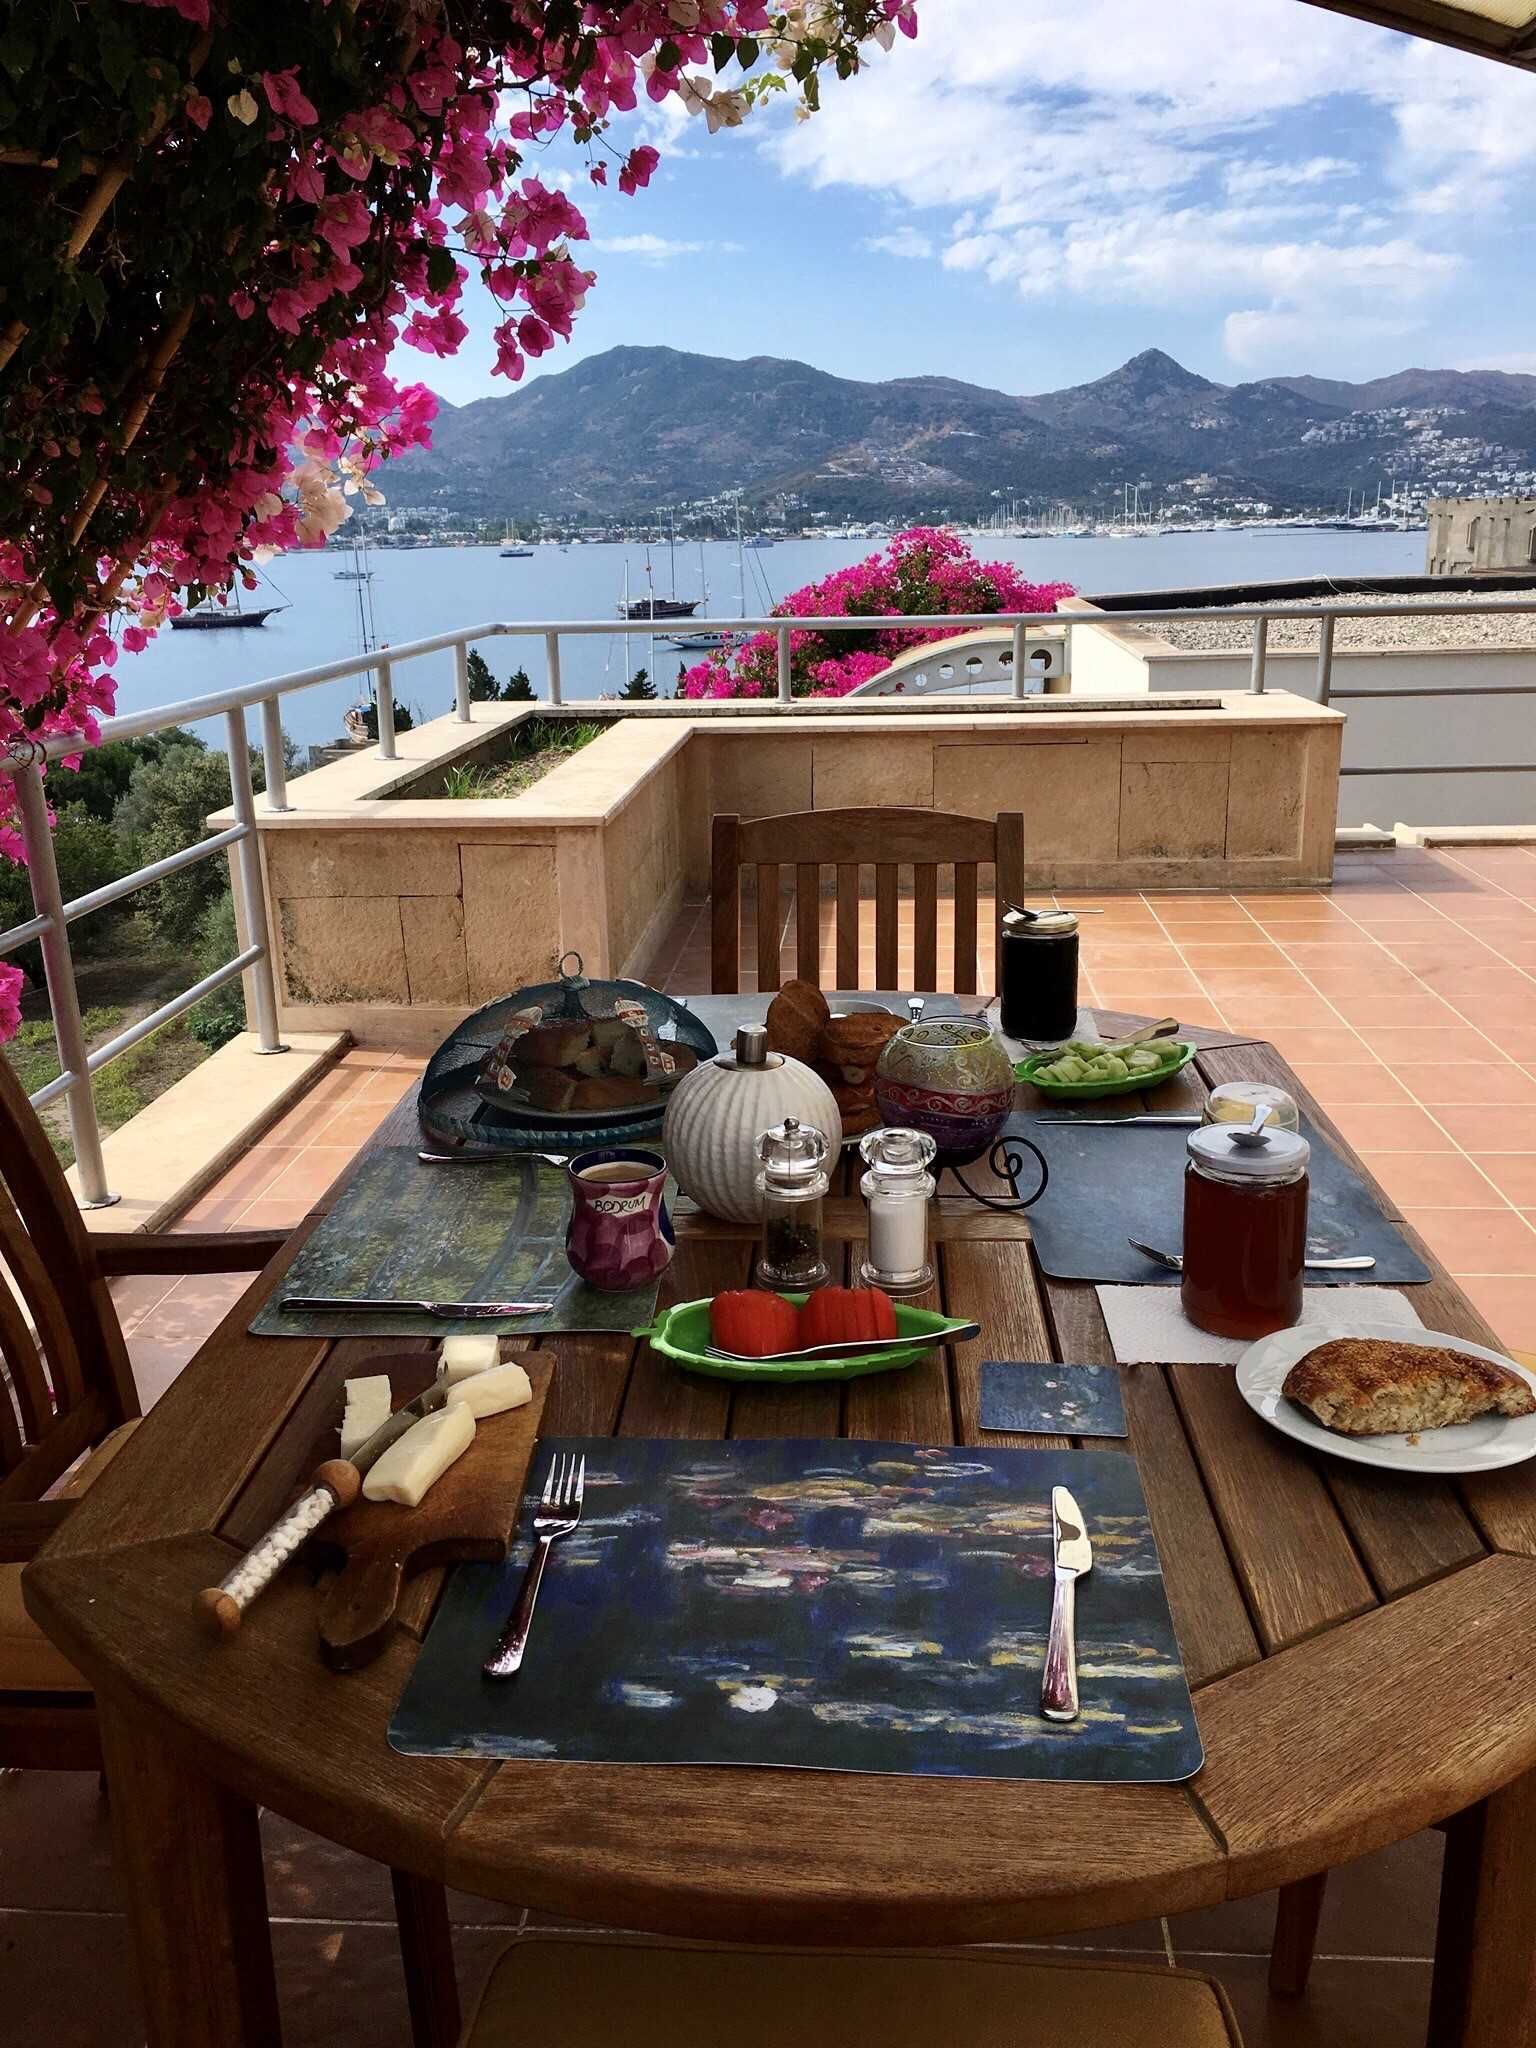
[1015,1019,1197,1099]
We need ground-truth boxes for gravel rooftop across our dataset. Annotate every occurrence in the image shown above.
[1145,588,1536,653]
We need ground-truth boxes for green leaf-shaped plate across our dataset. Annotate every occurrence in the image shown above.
[635,1293,971,1382]
[1015,1039,1198,1100]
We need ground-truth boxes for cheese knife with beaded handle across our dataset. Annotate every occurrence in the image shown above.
[194,1380,451,1633]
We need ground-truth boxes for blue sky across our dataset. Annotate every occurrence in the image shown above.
[417,0,1536,407]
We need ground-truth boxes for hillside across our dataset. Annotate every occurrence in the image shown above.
[385,344,1536,522]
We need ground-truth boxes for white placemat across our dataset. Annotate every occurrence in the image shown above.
[1096,1285,1425,1366]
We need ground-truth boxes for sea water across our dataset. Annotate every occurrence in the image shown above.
[107,528,1426,755]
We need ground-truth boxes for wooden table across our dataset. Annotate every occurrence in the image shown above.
[26,1005,1536,2048]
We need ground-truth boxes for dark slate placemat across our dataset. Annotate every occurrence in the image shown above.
[249,1149,660,1338]
[390,1437,1202,1785]
[980,1361,1127,1438]
[1015,1109,1430,1287]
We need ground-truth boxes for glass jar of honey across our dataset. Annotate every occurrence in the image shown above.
[1181,1121,1311,1340]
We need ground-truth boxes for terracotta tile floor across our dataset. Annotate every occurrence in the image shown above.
[12,846,1536,2043]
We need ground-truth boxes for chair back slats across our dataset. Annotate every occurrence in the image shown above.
[873,865,900,988]
[0,1054,139,1502]
[0,1232,57,1446]
[795,864,819,983]
[710,808,1023,996]
[912,864,939,992]
[755,863,781,992]
[0,1180,87,1418]
[834,865,859,989]
[0,1393,110,1503]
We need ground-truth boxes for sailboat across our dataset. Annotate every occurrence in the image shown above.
[619,511,699,619]
[664,523,738,651]
[333,530,374,581]
[499,526,534,558]
[170,567,287,630]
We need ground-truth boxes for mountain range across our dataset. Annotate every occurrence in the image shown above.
[385,345,1536,522]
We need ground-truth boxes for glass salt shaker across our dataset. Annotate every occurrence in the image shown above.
[755,1116,831,1291]
[859,1126,938,1295]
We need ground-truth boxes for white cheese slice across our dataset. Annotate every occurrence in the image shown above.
[340,1375,393,1461]
[445,1361,533,1420]
[362,1404,476,1507]
[438,1332,501,1384]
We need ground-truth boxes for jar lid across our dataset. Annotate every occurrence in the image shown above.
[727,1024,781,1071]
[1203,1080,1299,1132]
[1002,905,1079,937]
[1187,1121,1310,1179]
[758,1115,830,1182]
[859,1126,938,1178]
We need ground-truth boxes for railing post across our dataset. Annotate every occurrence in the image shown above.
[1011,620,1027,700]
[8,753,116,1206]
[544,630,562,705]
[1315,613,1335,705]
[259,696,290,812]
[223,709,287,1055]
[454,641,472,722]
[777,625,792,705]
[1249,615,1269,695]
[375,659,396,758]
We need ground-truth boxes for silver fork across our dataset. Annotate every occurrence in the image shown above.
[482,1452,585,1679]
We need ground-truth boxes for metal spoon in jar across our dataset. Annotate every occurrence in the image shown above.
[1128,1237,1376,1273]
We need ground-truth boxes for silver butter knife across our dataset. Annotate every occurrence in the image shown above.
[705,1318,981,1364]
[282,1296,552,1318]
[195,1379,452,1633]
[1042,1485,1093,1723]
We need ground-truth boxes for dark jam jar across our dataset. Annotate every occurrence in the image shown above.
[999,908,1079,1044]
[1181,1123,1311,1341]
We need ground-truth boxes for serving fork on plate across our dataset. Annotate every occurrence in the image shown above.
[483,1451,585,1679]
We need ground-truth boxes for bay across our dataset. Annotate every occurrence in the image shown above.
[107,527,1425,755]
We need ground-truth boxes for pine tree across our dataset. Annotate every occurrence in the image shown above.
[502,666,537,701]
[465,649,500,701]
[621,667,656,700]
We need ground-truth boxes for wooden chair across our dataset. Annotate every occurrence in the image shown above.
[458,1938,1248,2047]
[0,1052,460,2048]
[710,807,1024,995]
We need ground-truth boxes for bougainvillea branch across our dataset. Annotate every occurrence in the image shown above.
[680,528,1073,699]
[0,1,918,1035]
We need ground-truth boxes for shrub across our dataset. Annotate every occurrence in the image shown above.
[186,892,247,1051]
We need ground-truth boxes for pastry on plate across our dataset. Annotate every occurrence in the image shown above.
[1283,1337,1536,1437]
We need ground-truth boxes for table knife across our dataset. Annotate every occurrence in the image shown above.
[281,1296,552,1318]
[1041,1485,1094,1723]
[194,1381,452,1634]
[1034,1114,1201,1127]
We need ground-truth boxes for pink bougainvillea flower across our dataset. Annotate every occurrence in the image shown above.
[0,964,24,1044]
[185,93,212,131]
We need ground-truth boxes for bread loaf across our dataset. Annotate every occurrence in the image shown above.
[1283,1337,1536,1437]
[515,1020,592,1068]
[767,979,831,1064]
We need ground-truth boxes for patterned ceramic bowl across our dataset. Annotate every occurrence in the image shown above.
[874,1019,1015,1166]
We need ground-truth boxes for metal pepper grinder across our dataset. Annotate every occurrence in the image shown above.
[755,1115,830,1290]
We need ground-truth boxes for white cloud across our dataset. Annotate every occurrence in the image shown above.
[589,233,745,260]
[767,0,1536,375]
[1455,351,1536,375]
[866,226,934,259]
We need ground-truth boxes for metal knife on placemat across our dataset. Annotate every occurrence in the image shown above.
[1041,1485,1094,1723]
[195,1380,452,1633]
[281,1296,552,1319]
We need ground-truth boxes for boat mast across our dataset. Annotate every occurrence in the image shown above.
[734,494,747,619]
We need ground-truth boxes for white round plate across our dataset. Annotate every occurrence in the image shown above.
[1236,1321,1536,1475]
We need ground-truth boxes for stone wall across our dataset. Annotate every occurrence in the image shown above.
[1427,496,1536,576]
[229,693,1342,1046]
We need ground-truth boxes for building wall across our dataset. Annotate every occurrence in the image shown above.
[1427,496,1536,576]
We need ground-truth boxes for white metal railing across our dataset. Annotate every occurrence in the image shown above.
[6,593,1536,1208]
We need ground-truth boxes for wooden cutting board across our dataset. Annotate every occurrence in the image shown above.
[308,1349,551,1671]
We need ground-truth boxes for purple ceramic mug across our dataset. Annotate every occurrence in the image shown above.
[565,1148,674,1292]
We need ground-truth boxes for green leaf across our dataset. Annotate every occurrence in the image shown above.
[0,19,34,79]
[657,38,681,71]
[425,243,458,294]
[736,36,760,67]
[76,270,106,337]
[711,32,734,70]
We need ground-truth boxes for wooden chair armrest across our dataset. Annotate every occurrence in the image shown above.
[0,1498,73,1565]
[91,1229,290,1276]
